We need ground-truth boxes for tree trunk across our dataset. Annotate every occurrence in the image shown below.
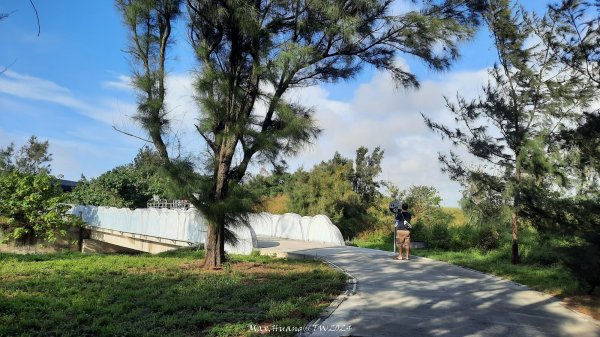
[204,223,225,269]
[511,210,520,264]
[203,137,237,269]
[512,161,522,265]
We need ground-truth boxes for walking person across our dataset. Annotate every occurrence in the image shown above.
[394,203,412,260]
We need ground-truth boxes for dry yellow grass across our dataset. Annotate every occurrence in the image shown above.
[443,207,467,227]
[260,194,289,214]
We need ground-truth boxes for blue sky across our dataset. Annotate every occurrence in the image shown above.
[0,1,549,206]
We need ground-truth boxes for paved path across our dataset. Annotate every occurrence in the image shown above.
[274,244,600,337]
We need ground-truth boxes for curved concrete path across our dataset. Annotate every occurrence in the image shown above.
[289,245,600,337]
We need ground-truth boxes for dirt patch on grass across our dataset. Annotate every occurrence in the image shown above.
[180,260,205,270]
[0,274,30,282]
[193,261,316,273]
[562,295,600,320]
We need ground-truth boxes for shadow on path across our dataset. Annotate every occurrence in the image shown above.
[292,246,600,337]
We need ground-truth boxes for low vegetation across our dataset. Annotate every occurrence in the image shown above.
[0,250,346,337]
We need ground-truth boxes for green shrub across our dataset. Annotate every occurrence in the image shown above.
[409,220,428,242]
[0,171,83,243]
[448,224,479,250]
[429,222,450,249]
[477,226,500,251]
[351,228,394,251]
[523,242,561,266]
[559,231,600,294]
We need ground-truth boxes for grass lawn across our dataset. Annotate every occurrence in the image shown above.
[352,231,600,320]
[0,249,347,337]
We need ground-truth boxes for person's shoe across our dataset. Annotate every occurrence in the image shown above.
[394,256,402,260]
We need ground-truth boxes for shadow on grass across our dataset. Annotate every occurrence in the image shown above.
[0,251,103,262]
[0,251,346,337]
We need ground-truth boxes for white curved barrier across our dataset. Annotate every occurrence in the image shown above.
[275,213,303,239]
[71,205,207,243]
[70,206,344,253]
[70,206,255,254]
[248,212,345,246]
[225,224,257,256]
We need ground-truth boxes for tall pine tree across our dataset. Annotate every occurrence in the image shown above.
[423,0,596,264]
[120,0,484,268]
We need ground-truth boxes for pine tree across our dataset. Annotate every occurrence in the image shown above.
[353,146,384,204]
[544,0,600,292]
[0,136,52,175]
[423,1,596,264]
[119,0,484,268]
[548,0,600,194]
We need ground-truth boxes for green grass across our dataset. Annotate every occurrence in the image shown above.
[350,229,395,252]
[413,248,578,295]
[0,249,346,337]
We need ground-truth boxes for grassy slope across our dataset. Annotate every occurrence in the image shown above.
[442,207,466,226]
[0,250,346,337]
[260,195,289,215]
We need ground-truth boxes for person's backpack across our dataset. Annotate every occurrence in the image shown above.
[400,211,412,230]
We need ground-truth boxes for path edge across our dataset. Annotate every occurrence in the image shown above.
[296,256,358,337]
[414,254,600,327]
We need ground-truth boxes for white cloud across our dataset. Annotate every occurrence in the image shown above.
[102,75,133,91]
[0,70,133,126]
[286,67,490,206]
[0,70,87,111]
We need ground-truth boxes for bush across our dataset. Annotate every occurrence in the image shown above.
[409,220,428,242]
[448,224,479,251]
[352,228,394,251]
[66,147,177,208]
[477,226,500,251]
[559,231,600,294]
[523,242,561,266]
[0,171,83,243]
[430,222,450,249]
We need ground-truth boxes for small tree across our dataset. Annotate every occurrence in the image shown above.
[0,143,15,172]
[68,147,175,208]
[286,152,363,237]
[0,171,80,244]
[119,0,484,268]
[0,135,52,174]
[423,1,596,264]
[353,146,384,204]
[286,147,387,237]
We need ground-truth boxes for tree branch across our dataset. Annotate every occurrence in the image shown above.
[112,125,152,143]
[28,0,40,36]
